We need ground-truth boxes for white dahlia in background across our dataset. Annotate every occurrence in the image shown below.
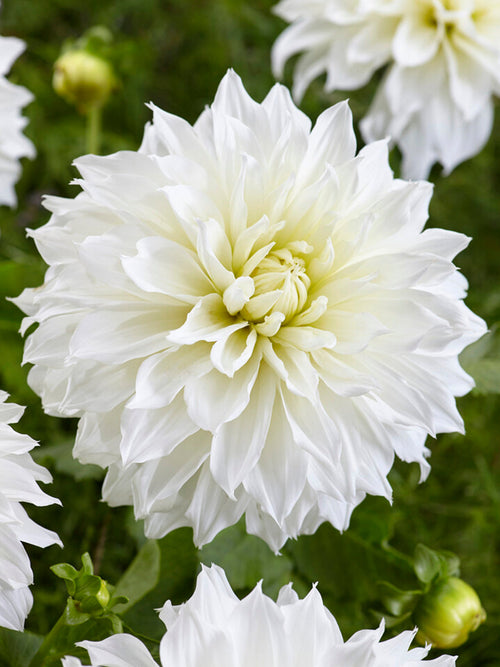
[0,391,61,630]
[272,0,500,179]
[62,564,456,667]
[15,70,485,552]
[0,33,35,206]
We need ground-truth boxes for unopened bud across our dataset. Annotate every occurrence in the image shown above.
[53,50,115,114]
[95,577,111,609]
[414,577,486,648]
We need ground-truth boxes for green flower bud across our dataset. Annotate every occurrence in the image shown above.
[53,50,115,114]
[414,577,486,648]
[95,577,111,609]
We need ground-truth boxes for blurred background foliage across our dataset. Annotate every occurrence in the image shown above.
[0,0,499,664]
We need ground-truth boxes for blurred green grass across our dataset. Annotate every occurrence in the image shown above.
[0,0,499,663]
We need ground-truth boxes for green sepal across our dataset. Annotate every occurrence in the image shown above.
[377,581,423,617]
[413,544,460,586]
[50,564,79,596]
[63,599,91,627]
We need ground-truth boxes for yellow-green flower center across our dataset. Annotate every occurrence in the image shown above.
[252,249,309,317]
[243,247,310,324]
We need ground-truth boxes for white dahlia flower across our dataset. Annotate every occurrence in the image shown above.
[0,33,35,206]
[0,391,61,630]
[272,0,500,178]
[62,564,456,667]
[15,70,485,552]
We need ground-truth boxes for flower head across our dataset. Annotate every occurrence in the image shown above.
[0,392,61,630]
[15,70,485,551]
[0,34,35,206]
[63,564,456,666]
[272,0,500,178]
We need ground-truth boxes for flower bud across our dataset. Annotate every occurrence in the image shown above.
[53,50,115,114]
[414,577,486,648]
[95,577,111,609]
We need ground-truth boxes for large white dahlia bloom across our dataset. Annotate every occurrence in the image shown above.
[15,70,485,552]
[62,564,456,667]
[0,391,61,630]
[272,0,500,178]
[0,33,35,206]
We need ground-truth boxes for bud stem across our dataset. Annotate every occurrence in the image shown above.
[86,107,102,155]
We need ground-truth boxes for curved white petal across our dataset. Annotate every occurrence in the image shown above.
[0,395,61,631]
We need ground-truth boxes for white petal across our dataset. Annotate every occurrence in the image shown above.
[210,365,277,496]
[393,15,441,66]
[79,635,158,667]
[184,355,260,432]
[122,236,213,303]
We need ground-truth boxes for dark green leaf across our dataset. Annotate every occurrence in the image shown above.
[200,520,293,598]
[121,528,198,640]
[0,628,43,667]
[285,523,414,638]
[113,540,161,614]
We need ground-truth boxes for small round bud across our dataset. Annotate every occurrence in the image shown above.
[53,50,115,114]
[414,576,486,648]
[95,577,111,609]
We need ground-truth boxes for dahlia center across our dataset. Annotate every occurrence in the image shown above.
[247,247,310,321]
[421,0,462,30]
[221,244,313,336]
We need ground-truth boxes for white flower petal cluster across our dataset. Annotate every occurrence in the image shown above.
[272,0,500,178]
[0,391,61,631]
[0,33,35,206]
[62,564,456,667]
[15,70,485,552]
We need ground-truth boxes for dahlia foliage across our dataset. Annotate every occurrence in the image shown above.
[272,0,500,178]
[0,31,35,206]
[0,392,61,631]
[61,564,456,667]
[15,70,485,552]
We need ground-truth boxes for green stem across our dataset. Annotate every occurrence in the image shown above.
[381,540,415,570]
[28,610,68,667]
[86,107,102,155]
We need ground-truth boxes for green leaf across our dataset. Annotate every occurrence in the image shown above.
[460,325,500,395]
[113,539,161,614]
[466,359,500,395]
[199,520,293,598]
[285,522,414,638]
[0,629,43,667]
[121,528,198,640]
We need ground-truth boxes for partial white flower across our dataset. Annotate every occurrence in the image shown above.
[0,34,35,206]
[272,0,500,178]
[0,391,61,631]
[63,564,456,667]
[15,70,485,552]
